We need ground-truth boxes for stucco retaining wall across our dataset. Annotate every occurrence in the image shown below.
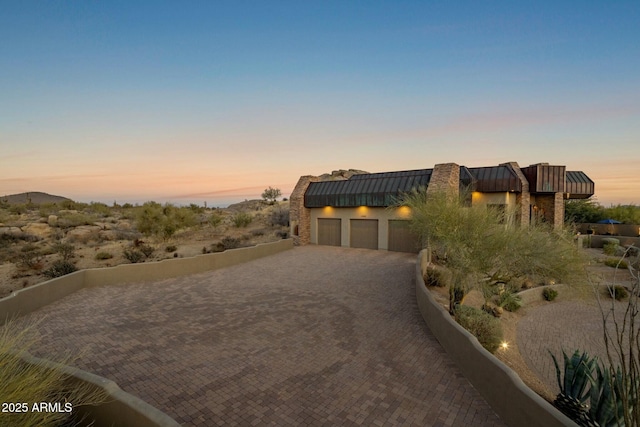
[1,239,293,323]
[583,234,640,249]
[415,250,576,427]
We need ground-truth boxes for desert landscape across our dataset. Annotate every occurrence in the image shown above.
[0,192,290,299]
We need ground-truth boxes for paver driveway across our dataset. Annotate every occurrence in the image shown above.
[18,246,503,426]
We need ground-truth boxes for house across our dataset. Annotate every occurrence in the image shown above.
[289,162,594,252]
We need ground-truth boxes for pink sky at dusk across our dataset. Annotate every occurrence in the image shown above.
[2,2,639,207]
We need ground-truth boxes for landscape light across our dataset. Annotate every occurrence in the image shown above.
[500,341,509,350]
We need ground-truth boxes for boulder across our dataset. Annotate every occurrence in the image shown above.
[66,226,101,243]
[98,230,120,241]
[22,223,53,238]
[116,220,132,230]
[0,226,24,238]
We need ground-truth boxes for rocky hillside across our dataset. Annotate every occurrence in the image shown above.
[2,192,71,205]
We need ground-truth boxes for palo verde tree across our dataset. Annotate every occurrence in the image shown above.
[261,187,281,204]
[399,188,586,312]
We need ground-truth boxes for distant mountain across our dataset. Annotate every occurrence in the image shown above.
[1,192,72,205]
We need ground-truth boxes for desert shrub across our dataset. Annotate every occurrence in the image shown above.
[123,249,145,264]
[454,305,503,353]
[52,242,75,261]
[38,203,60,218]
[251,229,265,236]
[57,212,95,228]
[213,236,240,252]
[603,242,618,256]
[424,264,452,288]
[274,230,288,239]
[0,320,108,427]
[497,291,523,312]
[86,202,111,217]
[14,245,43,271]
[231,212,252,228]
[543,287,558,301]
[604,258,628,269]
[8,204,28,215]
[94,251,113,260]
[138,244,155,258]
[135,202,196,239]
[208,212,223,228]
[188,203,205,214]
[43,260,78,278]
[269,207,289,227]
[608,285,628,301]
[165,245,177,252]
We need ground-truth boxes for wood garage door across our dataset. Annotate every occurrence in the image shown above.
[317,218,341,246]
[388,220,420,253]
[350,219,378,250]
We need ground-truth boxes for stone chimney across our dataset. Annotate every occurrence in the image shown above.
[426,163,460,197]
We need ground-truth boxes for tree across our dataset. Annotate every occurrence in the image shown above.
[261,187,281,204]
[400,188,586,312]
[565,198,605,224]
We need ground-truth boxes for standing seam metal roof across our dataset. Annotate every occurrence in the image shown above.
[304,165,591,207]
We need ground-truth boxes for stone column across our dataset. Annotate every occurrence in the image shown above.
[536,193,564,230]
[289,176,319,245]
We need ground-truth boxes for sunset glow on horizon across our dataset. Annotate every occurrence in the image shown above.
[2,2,638,207]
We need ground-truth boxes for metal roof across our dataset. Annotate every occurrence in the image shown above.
[566,171,595,199]
[304,165,593,207]
[467,165,522,193]
[305,169,431,208]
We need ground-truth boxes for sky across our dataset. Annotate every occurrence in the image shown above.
[1,1,639,207]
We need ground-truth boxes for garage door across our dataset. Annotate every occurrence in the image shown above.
[318,218,341,246]
[388,220,420,253]
[350,219,378,249]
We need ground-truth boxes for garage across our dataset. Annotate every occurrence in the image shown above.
[388,220,420,253]
[317,218,341,246]
[350,219,378,249]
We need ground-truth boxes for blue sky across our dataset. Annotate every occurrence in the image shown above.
[1,1,638,206]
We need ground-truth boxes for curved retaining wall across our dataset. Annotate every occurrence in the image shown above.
[416,250,577,427]
[0,239,293,323]
[1,239,294,427]
[19,352,180,427]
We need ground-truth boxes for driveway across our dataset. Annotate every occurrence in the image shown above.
[17,246,503,426]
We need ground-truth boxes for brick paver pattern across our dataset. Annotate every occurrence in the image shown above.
[17,246,503,426]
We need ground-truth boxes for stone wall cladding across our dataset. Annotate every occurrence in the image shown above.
[289,176,320,245]
[536,193,564,229]
[426,163,460,197]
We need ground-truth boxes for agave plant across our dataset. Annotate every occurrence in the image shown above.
[550,349,599,426]
[589,364,626,427]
